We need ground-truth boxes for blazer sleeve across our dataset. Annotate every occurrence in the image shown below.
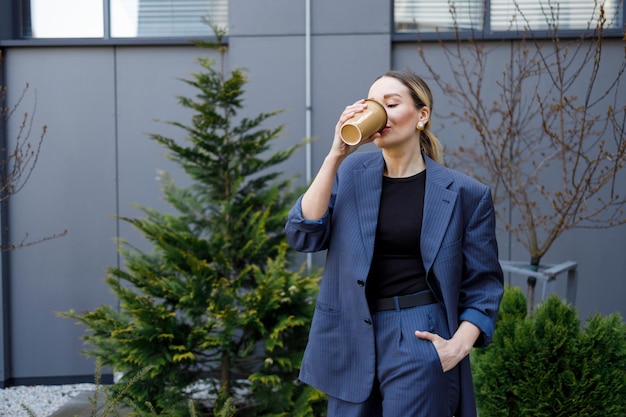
[458,186,504,347]
[285,194,333,253]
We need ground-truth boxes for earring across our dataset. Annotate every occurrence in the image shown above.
[416,121,425,130]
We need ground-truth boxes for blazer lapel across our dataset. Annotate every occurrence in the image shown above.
[355,155,384,260]
[421,156,457,274]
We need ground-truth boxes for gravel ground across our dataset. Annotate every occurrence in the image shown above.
[0,379,245,416]
[0,383,95,417]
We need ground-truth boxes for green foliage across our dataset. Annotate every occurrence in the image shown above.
[472,286,626,417]
[60,27,322,416]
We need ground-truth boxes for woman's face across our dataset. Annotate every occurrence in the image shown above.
[367,76,426,149]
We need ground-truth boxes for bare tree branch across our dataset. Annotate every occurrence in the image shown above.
[417,1,626,263]
[0,51,67,251]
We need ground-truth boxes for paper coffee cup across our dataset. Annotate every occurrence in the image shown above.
[340,99,388,145]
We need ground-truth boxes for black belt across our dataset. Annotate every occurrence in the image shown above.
[370,290,438,312]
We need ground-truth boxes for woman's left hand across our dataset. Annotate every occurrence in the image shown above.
[414,330,465,372]
[415,321,480,372]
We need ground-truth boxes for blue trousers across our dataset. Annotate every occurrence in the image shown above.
[327,302,460,417]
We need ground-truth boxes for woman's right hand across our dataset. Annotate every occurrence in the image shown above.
[328,99,381,160]
[301,100,380,219]
[300,99,381,220]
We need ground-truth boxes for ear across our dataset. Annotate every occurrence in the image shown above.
[419,106,430,125]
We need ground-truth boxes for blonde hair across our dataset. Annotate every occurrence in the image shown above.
[378,70,443,163]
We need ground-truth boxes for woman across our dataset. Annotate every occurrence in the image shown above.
[285,70,504,417]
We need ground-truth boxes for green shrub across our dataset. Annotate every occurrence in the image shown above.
[472,286,626,417]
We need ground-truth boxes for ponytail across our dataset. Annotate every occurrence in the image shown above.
[421,129,442,163]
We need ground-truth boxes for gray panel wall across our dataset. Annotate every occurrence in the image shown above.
[4,45,209,381]
[114,46,212,249]
[5,48,119,379]
[1,0,624,383]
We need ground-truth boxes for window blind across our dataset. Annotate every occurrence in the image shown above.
[490,0,622,31]
[136,0,228,37]
[395,0,623,33]
[394,0,484,31]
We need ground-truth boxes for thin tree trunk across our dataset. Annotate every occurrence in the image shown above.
[526,257,541,317]
[221,352,231,397]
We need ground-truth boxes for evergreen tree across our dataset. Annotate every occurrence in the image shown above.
[62,28,322,416]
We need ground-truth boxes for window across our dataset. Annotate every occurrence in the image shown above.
[395,0,484,32]
[29,0,104,38]
[490,0,622,31]
[22,0,228,39]
[395,0,624,35]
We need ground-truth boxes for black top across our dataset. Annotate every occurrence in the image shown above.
[366,170,429,300]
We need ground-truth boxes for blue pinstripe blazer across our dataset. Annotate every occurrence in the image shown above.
[285,151,504,416]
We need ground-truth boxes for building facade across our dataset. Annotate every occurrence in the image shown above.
[0,0,624,385]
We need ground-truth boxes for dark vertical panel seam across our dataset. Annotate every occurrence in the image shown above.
[17,0,31,39]
[103,0,111,40]
[0,46,13,387]
[484,0,492,34]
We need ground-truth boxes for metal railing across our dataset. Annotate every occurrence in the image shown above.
[500,260,578,315]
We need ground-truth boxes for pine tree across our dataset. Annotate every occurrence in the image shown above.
[61,27,322,416]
